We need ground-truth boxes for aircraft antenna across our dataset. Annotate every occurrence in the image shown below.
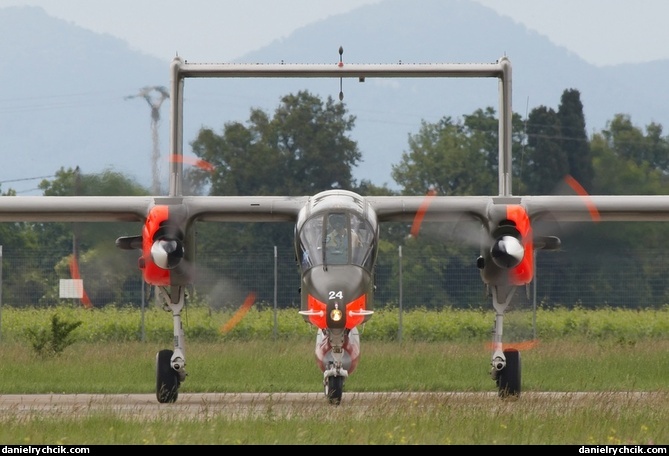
[338,46,344,101]
[519,96,529,185]
[125,86,170,195]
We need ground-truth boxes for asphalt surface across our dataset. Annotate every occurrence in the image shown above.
[0,391,663,420]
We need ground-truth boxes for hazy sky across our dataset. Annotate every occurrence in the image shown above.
[1,0,668,66]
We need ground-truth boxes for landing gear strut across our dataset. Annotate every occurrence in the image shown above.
[489,285,521,399]
[155,285,188,403]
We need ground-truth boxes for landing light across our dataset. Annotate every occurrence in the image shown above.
[330,308,343,322]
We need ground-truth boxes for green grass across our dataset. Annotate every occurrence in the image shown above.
[0,305,668,444]
[2,393,666,445]
[1,339,667,394]
[2,304,669,343]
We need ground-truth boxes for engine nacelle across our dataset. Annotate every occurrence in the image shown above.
[140,205,186,286]
[479,204,534,287]
[116,204,190,287]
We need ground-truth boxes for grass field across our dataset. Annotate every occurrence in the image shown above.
[0,305,667,444]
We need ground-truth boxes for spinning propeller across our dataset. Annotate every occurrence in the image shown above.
[405,174,602,396]
[116,155,255,332]
[410,174,600,289]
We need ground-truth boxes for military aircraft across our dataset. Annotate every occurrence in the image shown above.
[3,55,669,404]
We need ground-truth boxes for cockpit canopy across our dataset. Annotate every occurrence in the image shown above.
[298,212,376,270]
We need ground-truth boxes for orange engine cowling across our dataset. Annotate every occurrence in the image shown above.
[139,205,185,286]
[480,204,534,287]
[506,205,533,286]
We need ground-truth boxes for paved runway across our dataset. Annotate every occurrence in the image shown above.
[0,391,664,420]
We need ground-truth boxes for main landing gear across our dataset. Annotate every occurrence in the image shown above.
[489,285,522,399]
[155,285,188,403]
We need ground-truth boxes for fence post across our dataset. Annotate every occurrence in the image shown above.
[0,245,3,342]
[273,245,278,339]
[533,250,537,340]
[140,279,146,342]
[398,245,402,343]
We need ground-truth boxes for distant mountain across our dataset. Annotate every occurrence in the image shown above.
[0,5,168,194]
[2,0,668,194]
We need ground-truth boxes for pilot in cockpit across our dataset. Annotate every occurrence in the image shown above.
[326,216,361,253]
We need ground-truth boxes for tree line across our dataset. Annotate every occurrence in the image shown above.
[2,88,669,310]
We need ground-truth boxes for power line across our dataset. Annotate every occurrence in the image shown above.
[0,175,55,184]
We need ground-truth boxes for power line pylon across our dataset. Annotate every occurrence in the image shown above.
[125,86,170,195]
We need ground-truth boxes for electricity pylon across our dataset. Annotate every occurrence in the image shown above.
[126,86,170,195]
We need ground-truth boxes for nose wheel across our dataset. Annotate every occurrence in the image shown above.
[156,349,180,403]
[154,285,187,404]
[324,363,345,405]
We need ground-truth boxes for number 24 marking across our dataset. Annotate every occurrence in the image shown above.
[329,291,343,300]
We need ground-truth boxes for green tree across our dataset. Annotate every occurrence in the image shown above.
[392,115,496,196]
[603,114,654,168]
[521,106,568,194]
[389,109,526,308]
[558,89,594,192]
[462,107,527,195]
[190,90,360,196]
[188,90,362,308]
[560,114,669,309]
[591,115,669,194]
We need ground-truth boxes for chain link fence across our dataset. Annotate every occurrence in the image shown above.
[2,244,667,311]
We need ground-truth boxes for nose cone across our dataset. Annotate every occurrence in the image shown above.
[150,239,184,269]
[491,235,524,269]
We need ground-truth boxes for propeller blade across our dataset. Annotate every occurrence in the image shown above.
[410,187,437,237]
[220,292,256,334]
[563,175,600,222]
[170,154,216,173]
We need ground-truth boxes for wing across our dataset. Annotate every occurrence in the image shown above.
[367,195,490,223]
[368,194,669,224]
[4,193,669,227]
[0,195,309,223]
[523,195,669,222]
[0,196,153,222]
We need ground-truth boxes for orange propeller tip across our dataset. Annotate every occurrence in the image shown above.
[220,292,256,334]
[410,188,438,237]
[563,174,600,222]
[169,155,216,172]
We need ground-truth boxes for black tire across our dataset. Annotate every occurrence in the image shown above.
[156,349,180,403]
[326,375,344,405]
[497,349,521,399]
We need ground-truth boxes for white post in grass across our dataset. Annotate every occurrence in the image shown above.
[398,245,403,343]
[0,246,2,342]
[274,246,278,339]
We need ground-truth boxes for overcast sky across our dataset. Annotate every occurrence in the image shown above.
[2,0,669,66]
